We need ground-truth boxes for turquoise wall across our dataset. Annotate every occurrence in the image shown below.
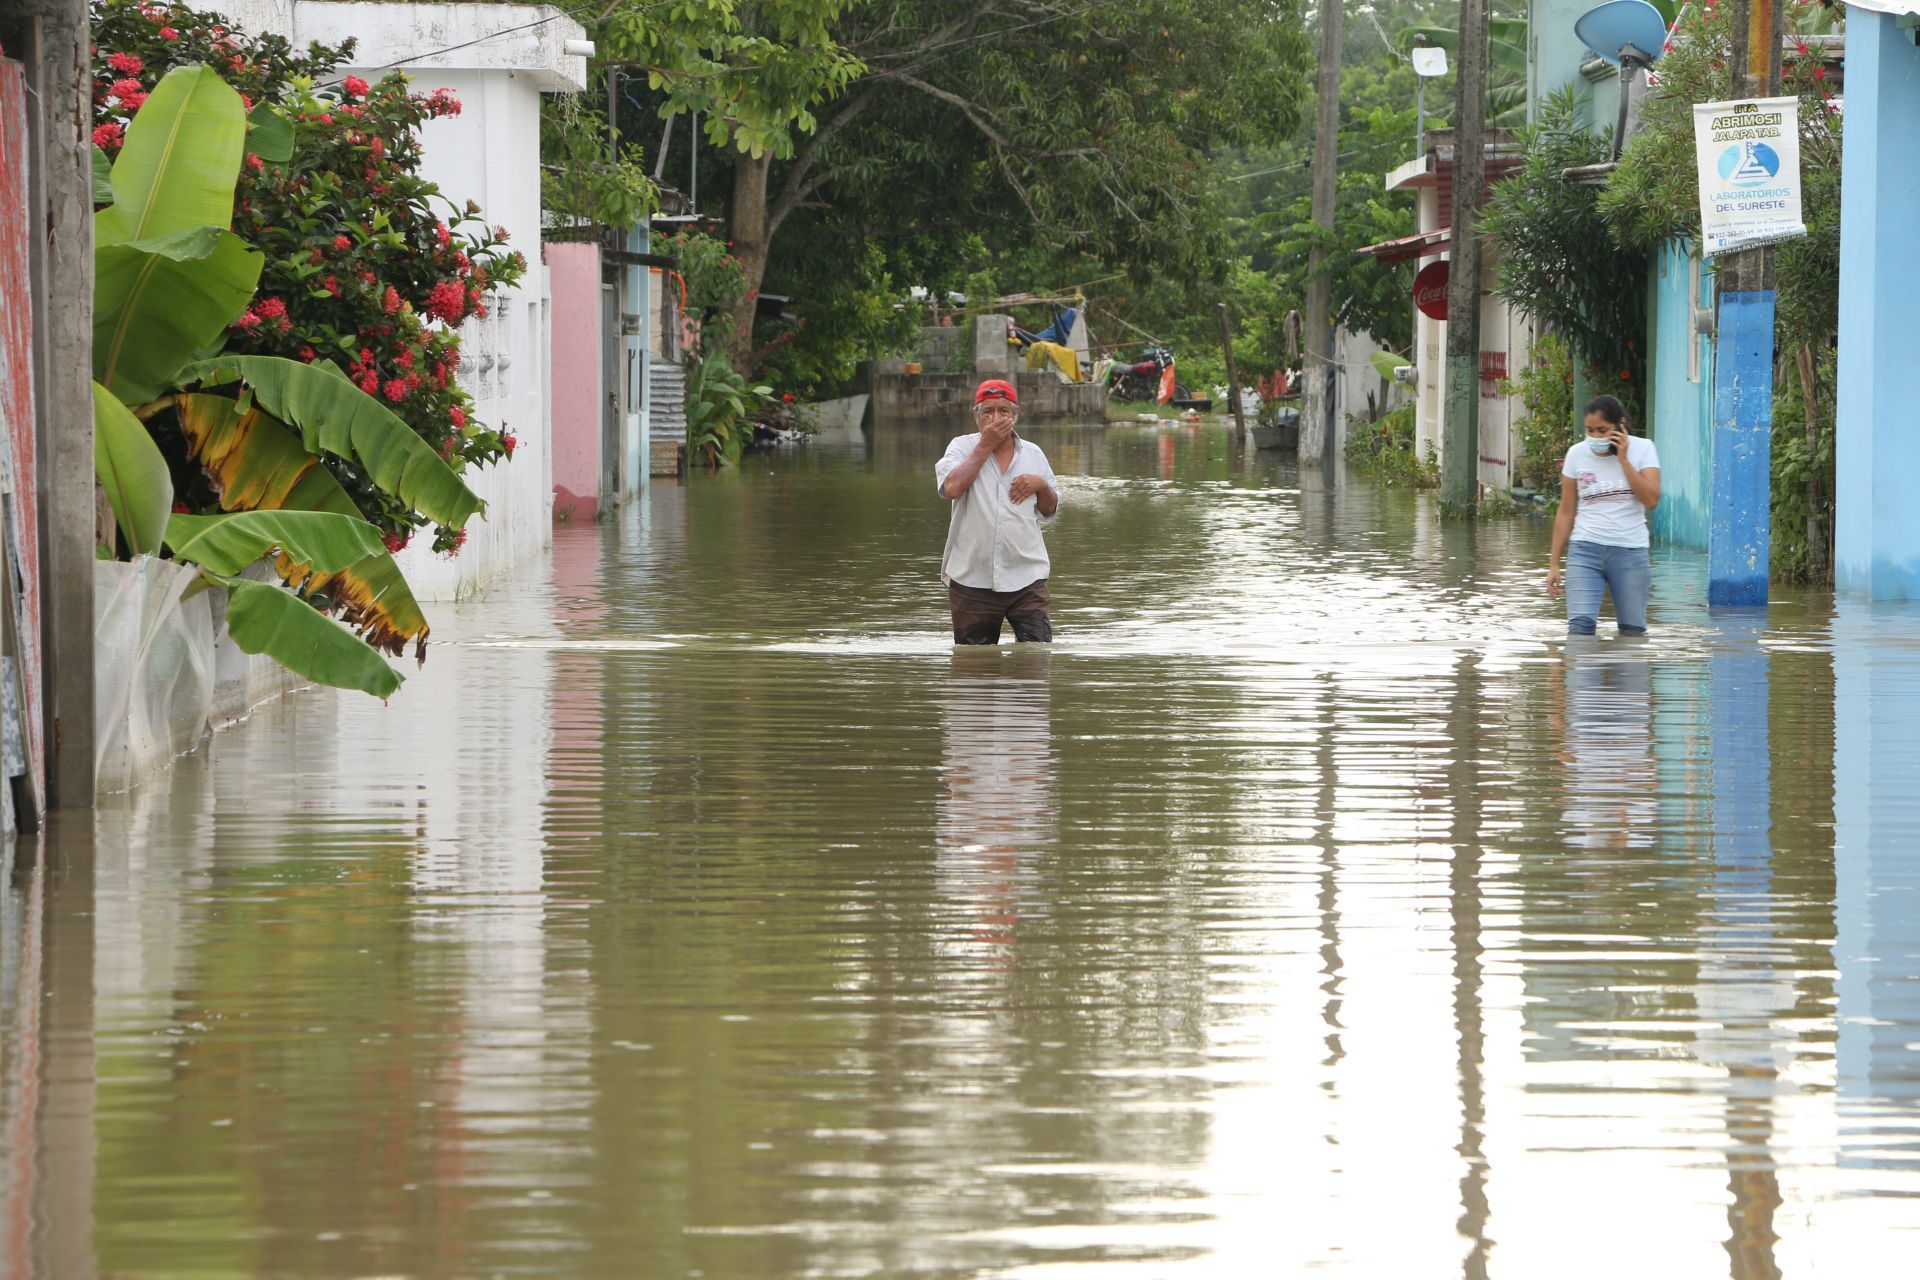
[1648,240,1714,551]
[1529,0,1594,121]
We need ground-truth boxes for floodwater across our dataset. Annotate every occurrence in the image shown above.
[4,420,1920,1278]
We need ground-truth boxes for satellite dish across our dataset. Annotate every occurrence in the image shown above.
[1574,0,1668,67]
[1411,46,1448,78]
[1574,0,1668,159]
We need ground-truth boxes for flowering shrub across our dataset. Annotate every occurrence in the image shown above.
[661,229,750,362]
[91,0,525,553]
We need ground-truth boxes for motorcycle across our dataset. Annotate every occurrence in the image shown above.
[1107,345,1193,404]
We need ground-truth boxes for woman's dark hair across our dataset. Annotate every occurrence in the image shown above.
[1584,394,1626,427]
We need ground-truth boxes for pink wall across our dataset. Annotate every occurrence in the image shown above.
[545,242,603,521]
[0,63,45,804]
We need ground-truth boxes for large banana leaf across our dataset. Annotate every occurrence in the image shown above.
[96,226,262,404]
[215,574,402,699]
[165,510,385,576]
[96,65,246,247]
[179,356,485,529]
[91,146,113,205]
[175,393,431,656]
[93,380,173,556]
[246,101,293,163]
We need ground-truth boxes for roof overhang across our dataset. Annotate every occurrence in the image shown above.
[1354,228,1452,263]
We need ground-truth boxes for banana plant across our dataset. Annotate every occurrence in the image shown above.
[88,65,481,695]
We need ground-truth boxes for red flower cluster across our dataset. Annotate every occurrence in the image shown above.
[342,75,370,98]
[426,279,468,325]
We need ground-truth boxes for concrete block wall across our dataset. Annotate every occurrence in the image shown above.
[870,368,1106,423]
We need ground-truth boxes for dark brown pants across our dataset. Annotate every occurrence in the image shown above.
[948,580,1052,645]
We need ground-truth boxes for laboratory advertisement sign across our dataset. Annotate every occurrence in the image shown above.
[1693,96,1806,256]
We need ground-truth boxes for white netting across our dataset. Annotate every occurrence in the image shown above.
[94,557,216,794]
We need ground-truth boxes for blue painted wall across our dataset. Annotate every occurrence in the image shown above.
[625,225,652,493]
[1835,11,1920,600]
[1649,241,1714,550]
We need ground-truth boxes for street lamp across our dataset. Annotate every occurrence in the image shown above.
[1412,43,1448,156]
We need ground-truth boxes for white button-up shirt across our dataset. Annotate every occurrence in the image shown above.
[934,432,1059,591]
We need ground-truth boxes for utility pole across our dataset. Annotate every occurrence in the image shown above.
[1441,0,1489,514]
[1707,0,1781,606]
[1298,0,1343,465]
[22,0,96,808]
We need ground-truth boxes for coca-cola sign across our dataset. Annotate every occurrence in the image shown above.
[1414,260,1450,321]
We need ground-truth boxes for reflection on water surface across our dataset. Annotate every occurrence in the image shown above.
[3,421,1918,1277]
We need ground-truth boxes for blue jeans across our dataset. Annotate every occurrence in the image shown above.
[1565,540,1650,635]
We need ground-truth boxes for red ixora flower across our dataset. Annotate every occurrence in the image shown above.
[384,378,409,403]
[426,88,462,118]
[246,153,264,171]
[382,285,402,315]
[501,433,517,458]
[92,121,124,150]
[157,26,179,39]
[333,234,351,251]
[299,346,317,362]
[322,275,340,295]
[255,297,286,320]
[426,280,468,325]
[109,77,143,102]
[449,405,466,428]
[106,51,143,75]
[343,75,370,98]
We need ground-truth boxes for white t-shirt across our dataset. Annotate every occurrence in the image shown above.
[1562,435,1660,548]
[934,433,1059,591]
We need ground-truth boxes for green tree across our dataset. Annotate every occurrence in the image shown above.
[604,0,1312,374]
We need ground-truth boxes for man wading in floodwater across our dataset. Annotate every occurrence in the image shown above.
[1548,394,1662,635]
[935,379,1060,644]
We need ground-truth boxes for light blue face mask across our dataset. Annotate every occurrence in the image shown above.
[1587,437,1615,455]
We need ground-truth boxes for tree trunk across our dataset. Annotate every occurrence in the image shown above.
[726,151,773,376]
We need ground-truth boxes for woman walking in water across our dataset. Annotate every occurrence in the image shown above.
[1547,394,1661,635]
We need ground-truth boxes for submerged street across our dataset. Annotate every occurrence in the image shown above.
[6,419,1919,1276]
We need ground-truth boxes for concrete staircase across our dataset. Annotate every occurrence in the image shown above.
[649,359,687,442]
[648,359,687,475]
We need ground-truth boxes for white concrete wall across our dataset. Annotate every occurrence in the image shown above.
[1331,326,1411,448]
[224,2,586,601]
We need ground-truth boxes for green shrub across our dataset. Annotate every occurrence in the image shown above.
[1344,403,1437,489]
[1498,329,1575,492]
